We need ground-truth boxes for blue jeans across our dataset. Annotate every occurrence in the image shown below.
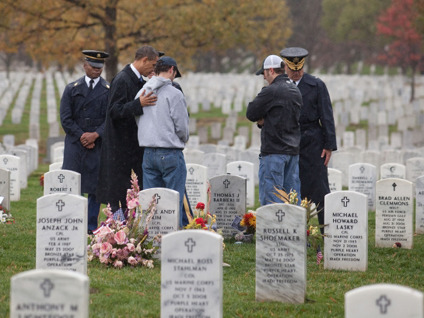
[142,148,187,227]
[259,154,301,206]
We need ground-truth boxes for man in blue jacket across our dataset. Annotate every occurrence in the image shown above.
[60,50,109,233]
[246,55,303,206]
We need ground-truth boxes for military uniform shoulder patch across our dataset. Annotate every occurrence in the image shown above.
[106,84,110,89]
[73,82,79,87]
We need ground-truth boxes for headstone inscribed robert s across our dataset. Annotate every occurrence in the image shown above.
[43,170,81,196]
[0,154,20,201]
[256,203,306,304]
[348,163,376,210]
[36,193,88,273]
[345,284,424,318]
[226,161,255,207]
[380,163,406,180]
[161,230,223,318]
[10,269,89,318]
[375,178,413,249]
[0,168,11,210]
[416,176,424,234]
[324,191,368,271]
[185,164,209,212]
[209,175,246,238]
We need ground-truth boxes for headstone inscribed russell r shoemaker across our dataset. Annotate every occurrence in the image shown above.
[256,203,306,304]
[415,175,424,234]
[10,269,89,318]
[324,191,368,271]
[348,163,376,210]
[345,284,424,318]
[43,169,81,195]
[209,175,246,238]
[375,178,413,249]
[185,164,208,212]
[36,193,87,273]
[161,230,223,318]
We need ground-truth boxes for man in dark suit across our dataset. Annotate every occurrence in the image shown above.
[96,45,159,213]
[280,47,337,231]
[60,50,110,233]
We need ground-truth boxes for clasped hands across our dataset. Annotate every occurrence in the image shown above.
[80,132,99,149]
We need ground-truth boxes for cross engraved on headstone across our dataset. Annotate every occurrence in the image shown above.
[360,166,365,173]
[3,158,8,165]
[153,193,161,204]
[276,210,285,222]
[40,279,54,298]
[57,174,65,183]
[56,199,65,212]
[184,238,196,253]
[392,183,397,191]
[238,165,242,171]
[376,295,391,314]
[189,167,195,175]
[341,196,350,207]
[223,179,230,188]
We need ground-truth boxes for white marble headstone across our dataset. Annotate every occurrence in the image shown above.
[43,169,81,196]
[324,191,368,271]
[203,153,227,180]
[49,162,63,171]
[345,284,424,318]
[380,163,406,180]
[161,230,223,318]
[183,149,205,165]
[226,161,255,207]
[416,175,424,234]
[185,164,208,212]
[406,157,424,184]
[10,269,89,318]
[375,178,413,249]
[36,193,88,273]
[0,168,11,210]
[0,155,20,201]
[348,163,376,210]
[256,203,306,304]
[328,168,342,192]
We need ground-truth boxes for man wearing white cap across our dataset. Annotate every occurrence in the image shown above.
[246,55,303,205]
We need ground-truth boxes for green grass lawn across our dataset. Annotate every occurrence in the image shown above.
[2,166,424,317]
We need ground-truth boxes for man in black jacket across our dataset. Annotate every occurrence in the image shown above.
[246,55,303,205]
[280,47,337,229]
[97,45,159,212]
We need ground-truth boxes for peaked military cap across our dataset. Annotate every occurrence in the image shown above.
[82,50,109,68]
[280,47,309,71]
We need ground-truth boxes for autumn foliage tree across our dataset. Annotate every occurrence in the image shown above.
[377,0,423,101]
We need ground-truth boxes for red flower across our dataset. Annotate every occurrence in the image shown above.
[196,202,205,210]
[195,218,206,228]
[307,230,310,236]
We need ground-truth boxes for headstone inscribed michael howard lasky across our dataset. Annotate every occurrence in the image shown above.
[36,193,87,274]
[345,284,424,318]
[209,175,246,238]
[10,269,89,318]
[375,178,413,249]
[161,230,223,318]
[348,163,376,210]
[256,203,306,304]
[185,164,208,212]
[43,169,81,195]
[324,191,368,271]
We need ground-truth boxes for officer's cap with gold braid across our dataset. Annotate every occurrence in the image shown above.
[82,50,109,68]
[280,47,308,71]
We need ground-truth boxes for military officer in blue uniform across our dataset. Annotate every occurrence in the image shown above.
[60,50,110,234]
[280,47,337,232]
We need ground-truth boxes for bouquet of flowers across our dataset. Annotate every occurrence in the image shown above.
[185,202,220,234]
[0,205,14,224]
[240,211,256,234]
[87,171,158,268]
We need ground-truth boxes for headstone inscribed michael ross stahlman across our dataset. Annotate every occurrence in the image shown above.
[256,203,306,304]
[209,175,246,238]
[324,191,368,271]
[36,193,87,274]
[161,230,223,318]
[375,178,413,249]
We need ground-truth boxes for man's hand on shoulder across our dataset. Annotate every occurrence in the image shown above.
[139,90,157,107]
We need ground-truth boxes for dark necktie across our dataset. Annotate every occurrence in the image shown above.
[139,76,144,85]
[89,79,94,90]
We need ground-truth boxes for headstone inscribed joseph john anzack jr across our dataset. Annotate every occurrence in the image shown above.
[10,269,89,318]
[36,193,87,273]
[185,164,209,212]
[348,163,376,210]
[324,191,368,271]
[161,230,223,318]
[256,203,306,304]
[375,178,413,249]
[43,169,81,195]
[345,284,424,318]
[209,175,246,238]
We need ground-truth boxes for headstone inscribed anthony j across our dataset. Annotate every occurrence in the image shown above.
[255,203,306,304]
[161,230,223,318]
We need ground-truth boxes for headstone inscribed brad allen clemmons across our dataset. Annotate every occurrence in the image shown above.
[185,164,208,212]
[324,191,368,271]
[226,161,255,207]
[36,193,87,273]
[348,163,376,210]
[209,175,246,238]
[345,284,424,318]
[161,230,223,318]
[10,269,89,318]
[380,163,406,180]
[0,168,11,210]
[43,169,81,196]
[0,154,20,201]
[256,203,306,304]
[415,176,424,234]
[375,178,413,249]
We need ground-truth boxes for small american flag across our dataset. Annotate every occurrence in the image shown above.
[316,245,323,265]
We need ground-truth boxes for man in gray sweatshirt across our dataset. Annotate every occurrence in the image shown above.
[135,56,189,227]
